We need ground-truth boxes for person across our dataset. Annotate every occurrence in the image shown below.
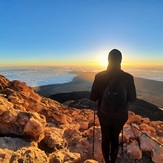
[90,49,136,163]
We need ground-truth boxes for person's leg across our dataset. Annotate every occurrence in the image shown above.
[98,113,111,163]
[101,124,111,163]
[110,123,124,163]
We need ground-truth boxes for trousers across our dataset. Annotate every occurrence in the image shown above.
[98,112,126,163]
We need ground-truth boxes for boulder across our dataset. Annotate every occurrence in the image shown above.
[0,75,10,89]
[0,137,31,151]
[0,95,46,140]
[151,140,163,163]
[127,140,142,160]
[43,127,67,150]
[0,147,49,163]
[49,149,81,163]
[23,116,45,140]
[139,133,152,152]
[123,124,135,142]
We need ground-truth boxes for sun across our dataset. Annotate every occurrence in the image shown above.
[96,53,108,67]
[99,58,108,67]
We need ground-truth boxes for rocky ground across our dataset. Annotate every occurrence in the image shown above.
[0,75,163,163]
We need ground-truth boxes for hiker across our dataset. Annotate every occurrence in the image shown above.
[90,49,136,163]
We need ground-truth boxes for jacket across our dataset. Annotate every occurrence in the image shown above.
[90,68,136,112]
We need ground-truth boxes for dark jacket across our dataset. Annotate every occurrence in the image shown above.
[90,68,136,118]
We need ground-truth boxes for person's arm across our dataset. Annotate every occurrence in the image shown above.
[90,75,99,102]
[127,75,136,102]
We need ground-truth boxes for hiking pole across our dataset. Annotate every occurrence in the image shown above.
[92,107,96,157]
[121,127,123,155]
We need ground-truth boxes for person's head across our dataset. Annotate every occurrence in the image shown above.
[108,49,122,68]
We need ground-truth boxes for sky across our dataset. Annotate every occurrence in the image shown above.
[0,0,163,67]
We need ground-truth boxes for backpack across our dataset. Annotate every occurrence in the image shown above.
[100,72,127,115]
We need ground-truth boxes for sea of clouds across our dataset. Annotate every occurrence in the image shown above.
[123,66,163,82]
[0,66,163,87]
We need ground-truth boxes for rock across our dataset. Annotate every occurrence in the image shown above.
[139,123,156,136]
[43,127,67,150]
[150,121,163,137]
[139,133,152,152]
[92,127,103,162]
[123,124,135,142]
[1,108,17,123]
[0,95,14,115]
[151,140,163,163]
[17,112,30,125]
[79,121,89,131]
[15,146,49,162]
[63,126,82,147]
[47,107,68,125]
[84,159,98,163]
[0,147,49,163]
[10,80,40,101]
[157,137,163,145]
[127,140,142,160]
[0,93,46,140]
[131,123,141,138]
[0,148,14,162]
[49,149,81,163]
[142,117,150,124]
[126,111,142,124]
[0,137,31,151]
[23,116,45,140]
[0,75,10,89]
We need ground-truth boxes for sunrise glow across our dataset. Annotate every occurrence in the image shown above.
[0,1,163,68]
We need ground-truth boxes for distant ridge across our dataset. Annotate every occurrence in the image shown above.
[134,77,163,107]
[35,71,163,108]
[49,91,163,121]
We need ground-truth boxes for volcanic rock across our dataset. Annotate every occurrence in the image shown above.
[0,75,162,163]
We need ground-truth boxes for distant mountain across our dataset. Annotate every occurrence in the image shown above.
[35,71,163,108]
[134,77,163,108]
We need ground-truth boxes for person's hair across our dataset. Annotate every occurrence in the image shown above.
[108,49,122,64]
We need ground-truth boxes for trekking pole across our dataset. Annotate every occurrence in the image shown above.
[121,127,123,155]
[92,108,96,157]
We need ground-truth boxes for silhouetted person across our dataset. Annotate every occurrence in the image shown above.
[90,49,136,163]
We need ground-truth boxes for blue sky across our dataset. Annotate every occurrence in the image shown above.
[0,0,163,67]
